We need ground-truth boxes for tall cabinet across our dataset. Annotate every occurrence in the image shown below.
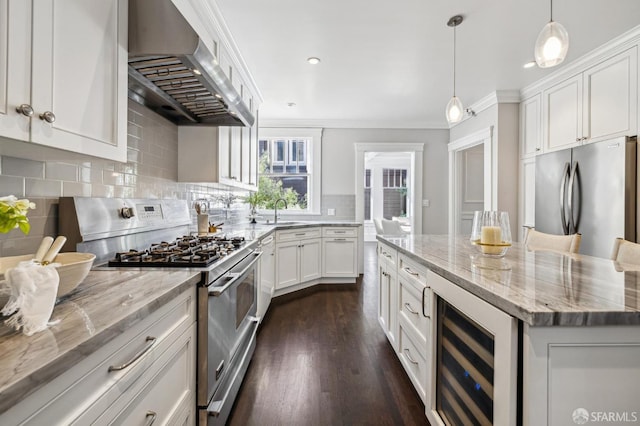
[0,0,127,162]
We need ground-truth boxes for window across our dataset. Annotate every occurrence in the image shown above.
[382,168,407,219]
[257,128,322,214]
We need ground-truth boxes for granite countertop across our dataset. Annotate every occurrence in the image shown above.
[0,269,201,414]
[378,235,640,327]
[216,221,362,242]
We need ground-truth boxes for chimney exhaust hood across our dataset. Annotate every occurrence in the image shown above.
[128,0,255,127]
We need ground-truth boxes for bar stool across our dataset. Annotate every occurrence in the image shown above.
[610,237,640,266]
[523,227,581,254]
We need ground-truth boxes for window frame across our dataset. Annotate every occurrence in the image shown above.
[258,128,322,215]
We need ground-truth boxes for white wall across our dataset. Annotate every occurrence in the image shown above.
[321,128,450,233]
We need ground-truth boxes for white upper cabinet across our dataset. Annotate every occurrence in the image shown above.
[543,74,583,152]
[0,0,127,162]
[520,94,542,158]
[583,47,638,143]
[541,47,638,153]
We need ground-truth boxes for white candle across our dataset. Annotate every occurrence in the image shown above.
[480,226,503,254]
[480,226,502,244]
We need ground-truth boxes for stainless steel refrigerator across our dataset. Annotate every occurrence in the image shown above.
[535,136,637,258]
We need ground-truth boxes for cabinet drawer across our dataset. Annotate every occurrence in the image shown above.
[398,322,429,403]
[399,276,430,342]
[322,227,358,237]
[377,242,397,267]
[7,287,195,425]
[276,227,321,242]
[398,254,428,285]
[94,325,196,426]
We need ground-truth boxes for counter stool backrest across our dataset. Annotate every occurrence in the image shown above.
[610,238,640,266]
[373,218,384,235]
[524,228,581,254]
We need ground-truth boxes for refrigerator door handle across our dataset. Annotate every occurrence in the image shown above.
[567,161,579,234]
[560,162,570,234]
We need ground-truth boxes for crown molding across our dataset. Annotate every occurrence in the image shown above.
[448,90,521,129]
[259,118,449,130]
[521,24,640,99]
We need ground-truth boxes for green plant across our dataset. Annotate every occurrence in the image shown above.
[0,196,35,234]
[252,154,302,209]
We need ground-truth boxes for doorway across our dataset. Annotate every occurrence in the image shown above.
[455,144,484,234]
[355,143,424,242]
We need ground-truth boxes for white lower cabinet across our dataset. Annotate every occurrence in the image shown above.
[1,287,196,425]
[378,242,398,350]
[398,320,429,404]
[258,235,275,322]
[322,227,358,277]
[275,228,321,290]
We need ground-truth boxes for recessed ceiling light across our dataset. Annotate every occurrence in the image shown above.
[523,61,537,69]
[287,102,296,107]
[192,68,202,75]
[307,57,321,65]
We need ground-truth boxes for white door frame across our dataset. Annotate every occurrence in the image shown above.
[355,143,424,234]
[448,127,495,235]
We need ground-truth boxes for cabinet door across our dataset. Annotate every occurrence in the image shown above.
[218,126,231,179]
[378,256,389,332]
[583,47,638,143]
[249,120,259,186]
[519,158,536,241]
[30,0,127,162]
[241,126,251,184]
[520,94,542,158]
[0,0,31,141]
[300,238,321,282]
[387,269,398,351]
[229,127,242,181]
[322,238,357,277]
[543,75,583,152]
[275,241,299,289]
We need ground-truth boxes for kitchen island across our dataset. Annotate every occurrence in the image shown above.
[0,269,200,424]
[378,234,640,426]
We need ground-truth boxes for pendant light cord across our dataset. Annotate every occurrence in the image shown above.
[452,25,456,96]
[550,0,554,22]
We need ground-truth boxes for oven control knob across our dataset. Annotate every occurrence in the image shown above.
[120,206,135,219]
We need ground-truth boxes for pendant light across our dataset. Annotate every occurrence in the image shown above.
[446,15,464,125]
[534,0,569,68]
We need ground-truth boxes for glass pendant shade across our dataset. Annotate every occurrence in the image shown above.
[446,96,464,124]
[534,21,569,68]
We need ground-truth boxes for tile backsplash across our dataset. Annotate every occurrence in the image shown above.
[0,100,249,257]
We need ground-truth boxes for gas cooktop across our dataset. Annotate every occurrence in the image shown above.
[108,234,246,268]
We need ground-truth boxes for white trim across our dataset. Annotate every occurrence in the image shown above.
[521,24,640,99]
[448,127,494,235]
[259,127,323,214]
[261,118,448,130]
[354,143,423,234]
[448,90,521,129]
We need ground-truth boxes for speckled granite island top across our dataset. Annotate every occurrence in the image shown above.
[0,269,200,414]
[378,235,640,327]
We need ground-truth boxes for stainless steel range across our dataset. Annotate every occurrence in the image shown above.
[59,197,260,425]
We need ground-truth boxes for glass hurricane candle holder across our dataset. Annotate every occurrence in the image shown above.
[470,211,512,257]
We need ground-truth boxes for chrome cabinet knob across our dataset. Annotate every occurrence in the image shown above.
[16,104,34,117]
[39,111,56,123]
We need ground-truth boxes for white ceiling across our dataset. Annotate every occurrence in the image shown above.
[216,0,640,129]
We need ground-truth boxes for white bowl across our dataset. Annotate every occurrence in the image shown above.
[0,252,96,300]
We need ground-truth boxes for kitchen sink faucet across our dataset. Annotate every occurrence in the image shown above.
[274,198,288,224]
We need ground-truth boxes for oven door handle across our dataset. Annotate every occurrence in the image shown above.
[208,252,262,296]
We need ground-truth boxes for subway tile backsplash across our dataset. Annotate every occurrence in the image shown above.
[0,100,249,256]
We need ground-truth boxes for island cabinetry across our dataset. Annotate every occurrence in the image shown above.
[397,255,431,403]
[378,241,398,350]
[523,325,640,426]
[0,0,127,162]
[1,287,196,425]
[543,47,638,152]
[275,228,321,289]
[322,227,358,278]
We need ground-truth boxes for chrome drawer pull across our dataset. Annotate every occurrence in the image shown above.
[334,231,346,234]
[404,348,419,365]
[108,336,157,372]
[333,238,347,241]
[144,411,157,426]
[403,267,419,277]
[404,302,419,315]
[295,233,306,236]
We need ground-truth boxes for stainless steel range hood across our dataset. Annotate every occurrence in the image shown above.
[128,0,255,127]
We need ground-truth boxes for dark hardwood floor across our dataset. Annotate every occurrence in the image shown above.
[228,242,430,426]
